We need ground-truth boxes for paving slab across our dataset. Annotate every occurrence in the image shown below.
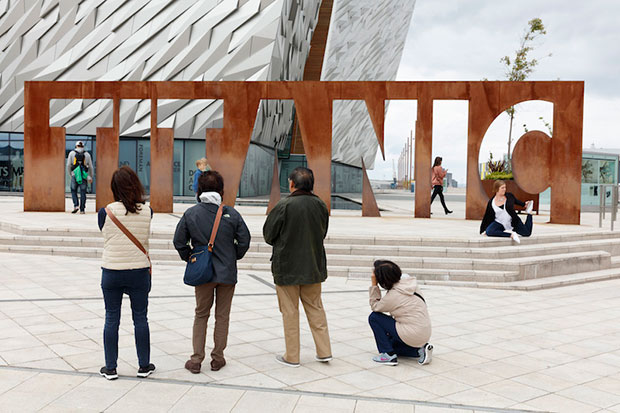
[2,195,620,411]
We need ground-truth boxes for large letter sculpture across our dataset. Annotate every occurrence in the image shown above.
[24,81,583,224]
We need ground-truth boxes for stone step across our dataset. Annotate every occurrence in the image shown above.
[3,232,620,263]
[0,243,609,282]
[612,256,620,269]
[420,268,620,291]
[242,264,521,283]
[238,250,611,279]
[0,244,611,280]
[3,220,620,248]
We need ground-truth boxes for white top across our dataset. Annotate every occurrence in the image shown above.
[492,198,513,232]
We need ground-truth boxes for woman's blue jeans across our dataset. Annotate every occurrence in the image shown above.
[101,268,151,369]
[368,312,420,357]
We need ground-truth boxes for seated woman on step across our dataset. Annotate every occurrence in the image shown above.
[480,180,534,244]
[368,260,433,366]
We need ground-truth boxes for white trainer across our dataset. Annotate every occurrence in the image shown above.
[418,343,433,365]
[511,232,521,244]
[525,200,534,214]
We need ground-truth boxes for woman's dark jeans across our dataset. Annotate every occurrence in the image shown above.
[368,312,420,357]
[430,185,450,213]
[486,214,533,237]
[101,267,151,369]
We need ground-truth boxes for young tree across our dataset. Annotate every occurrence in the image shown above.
[501,18,549,161]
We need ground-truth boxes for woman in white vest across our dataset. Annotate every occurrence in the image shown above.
[98,166,154,380]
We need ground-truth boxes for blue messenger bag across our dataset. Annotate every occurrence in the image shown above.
[183,204,223,286]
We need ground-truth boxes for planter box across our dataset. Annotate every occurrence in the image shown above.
[481,180,539,214]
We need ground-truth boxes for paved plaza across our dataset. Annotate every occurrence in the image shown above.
[1,195,620,412]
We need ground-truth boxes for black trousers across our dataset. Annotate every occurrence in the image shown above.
[430,185,449,212]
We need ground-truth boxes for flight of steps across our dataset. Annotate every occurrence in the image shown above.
[2,220,620,290]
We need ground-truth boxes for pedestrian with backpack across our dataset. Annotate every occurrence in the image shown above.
[66,141,93,214]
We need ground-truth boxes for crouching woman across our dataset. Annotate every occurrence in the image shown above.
[368,260,433,366]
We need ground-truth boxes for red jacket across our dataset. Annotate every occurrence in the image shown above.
[431,166,446,186]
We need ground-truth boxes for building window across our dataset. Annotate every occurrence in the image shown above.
[183,140,205,196]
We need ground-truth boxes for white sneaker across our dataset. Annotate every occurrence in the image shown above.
[418,343,433,365]
[525,200,534,214]
[511,232,521,244]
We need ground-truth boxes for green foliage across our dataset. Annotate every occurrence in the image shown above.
[523,116,553,135]
[486,152,508,173]
[500,18,550,159]
[539,116,552,135]
[485,171,514,180]
[501,18,549,83]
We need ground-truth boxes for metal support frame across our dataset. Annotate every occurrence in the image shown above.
[598,184,619,230]
[24,80,584,223]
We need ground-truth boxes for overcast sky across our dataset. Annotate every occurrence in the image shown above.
[368,0,620,185]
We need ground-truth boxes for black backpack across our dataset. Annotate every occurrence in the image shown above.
[72,151,87,172]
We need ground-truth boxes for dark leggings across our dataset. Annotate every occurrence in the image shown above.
[430,185,449,212]
[368,312,420,357]
[486,214,533,237]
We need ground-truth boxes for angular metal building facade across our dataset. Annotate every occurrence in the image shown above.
[324,0,416,169]
[0,0,319,146]
[0,0,415,195]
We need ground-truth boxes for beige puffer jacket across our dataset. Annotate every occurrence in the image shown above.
[369,275,431,347]
[102,201,151,270]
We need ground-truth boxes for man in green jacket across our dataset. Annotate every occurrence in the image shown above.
[263,167,332,367]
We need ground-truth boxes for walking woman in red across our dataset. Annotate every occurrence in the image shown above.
[430,157,452,215]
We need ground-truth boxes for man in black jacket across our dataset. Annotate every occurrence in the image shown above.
[173,171,250,373]
[263,167,332,367]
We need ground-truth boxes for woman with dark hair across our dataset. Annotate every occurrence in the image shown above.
[98,166,154,380]
[430,157,452,215]
[480,180,534,244]
[368,260,433,366]
[173,170,251,374]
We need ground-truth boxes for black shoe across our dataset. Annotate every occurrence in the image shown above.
[137,363,156,378]
[71,207,79,214]
[99,366,118,380]
[445,210,453,215]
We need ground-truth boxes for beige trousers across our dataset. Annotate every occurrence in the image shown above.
[275,283,332,364]
[191,282,235,364]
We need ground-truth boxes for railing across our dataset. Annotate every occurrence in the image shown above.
[599,184,619,230]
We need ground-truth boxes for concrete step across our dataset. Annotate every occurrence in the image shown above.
[612,256,620,269]
[1,242,609,279]
[3,232,620,263]
[4,220,620,248]
[0,243,609,284]
[243,264,520,283]
[420,268,620,291]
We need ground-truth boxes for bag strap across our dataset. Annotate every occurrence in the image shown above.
[414,292,426,303]
[208,204,224,252]
[105,207,151,269]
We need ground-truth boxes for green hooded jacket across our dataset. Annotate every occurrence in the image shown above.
[263,190,329,286]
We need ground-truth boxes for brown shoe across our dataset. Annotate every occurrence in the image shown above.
[184,360,201,374]
[210,359,226,371]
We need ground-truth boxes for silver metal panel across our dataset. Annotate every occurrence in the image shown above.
[323,0,416,169]
[0,0,320,149]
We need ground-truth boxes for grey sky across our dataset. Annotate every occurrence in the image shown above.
[368,0,620,184]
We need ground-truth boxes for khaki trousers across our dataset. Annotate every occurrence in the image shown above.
[191,282,235,364]
[276,283,332,364]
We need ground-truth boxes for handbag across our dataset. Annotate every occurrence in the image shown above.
[104,207,151,275]
[183,204,224,286]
